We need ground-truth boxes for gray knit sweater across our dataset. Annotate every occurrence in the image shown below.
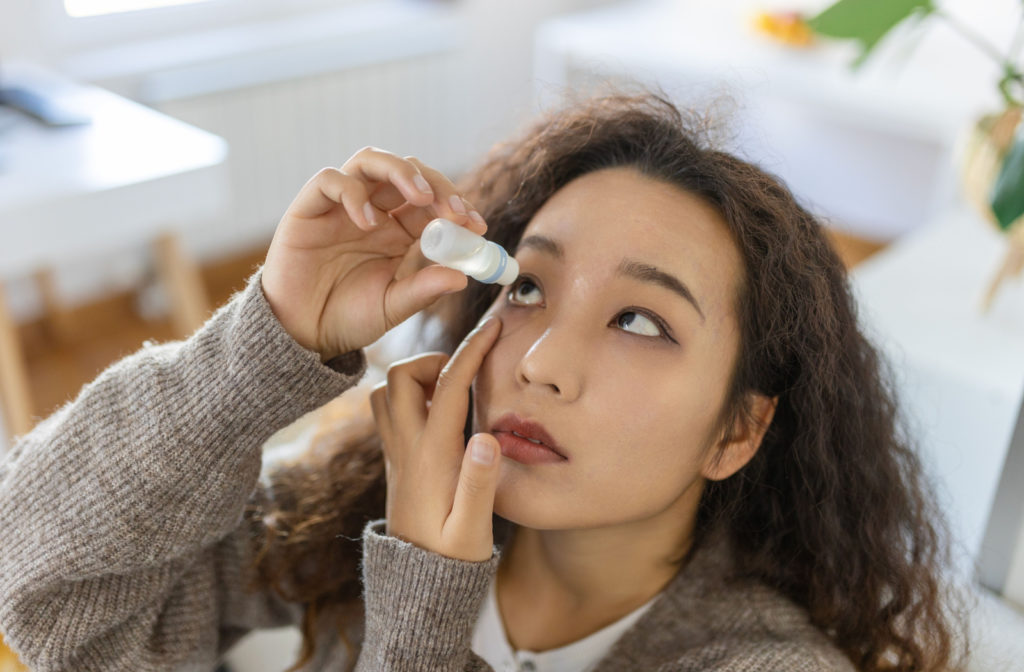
[0,269,856,672]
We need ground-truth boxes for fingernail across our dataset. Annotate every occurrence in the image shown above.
[363,202,378,227]
[449,194,467,215]
[413,174,433,195]
[469,210,487,227]
[471,438,494,465]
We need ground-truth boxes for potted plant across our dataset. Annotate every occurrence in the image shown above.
[794,0,1023,310]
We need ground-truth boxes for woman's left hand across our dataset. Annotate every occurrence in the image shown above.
[369,316,503,562]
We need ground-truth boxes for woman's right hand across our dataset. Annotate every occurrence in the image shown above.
[261,147,488,361]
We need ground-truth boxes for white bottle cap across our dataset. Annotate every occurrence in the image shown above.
[421,218,519,285]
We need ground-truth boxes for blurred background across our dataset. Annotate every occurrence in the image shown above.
[1,0,1023,670]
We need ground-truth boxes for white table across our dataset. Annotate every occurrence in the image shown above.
[0,62,228,441]
[533,0,1003,241]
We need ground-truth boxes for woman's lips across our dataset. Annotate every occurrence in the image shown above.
[494,432,568,464]
[490,413,568,464]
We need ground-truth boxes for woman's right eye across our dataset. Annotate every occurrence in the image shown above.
[507,275,544,306]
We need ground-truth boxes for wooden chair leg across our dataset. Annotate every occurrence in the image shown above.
[152,232,210,338]
[0,282,34,443]
[32,268,76,345]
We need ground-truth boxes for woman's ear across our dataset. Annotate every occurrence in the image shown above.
[701,393,778,482]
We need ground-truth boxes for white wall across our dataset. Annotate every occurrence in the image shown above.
[0,3,47,65]
[458,0,618,152]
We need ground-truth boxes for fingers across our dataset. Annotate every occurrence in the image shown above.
[289,166,404,233]
[383,264,469,330]
[381,352,450,434]
[287,167,372,224]
[369,382,394,453]
[338,148,488,236]
[363,155,487,239]
[404,158,488,237]
[426,316,502,439]
[343,147,436,214]
[376,325,502,564]
[374,317,500,459]
[446,433,501,562]
[289,149,488,262]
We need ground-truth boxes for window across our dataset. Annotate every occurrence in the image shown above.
[39,0,356,56]
[64,0,213,18]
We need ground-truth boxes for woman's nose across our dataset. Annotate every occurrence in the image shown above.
[513,325,583,401]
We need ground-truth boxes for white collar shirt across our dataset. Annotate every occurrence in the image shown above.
[471,573,658,672]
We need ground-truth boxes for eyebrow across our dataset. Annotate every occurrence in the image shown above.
[516,234,706,324]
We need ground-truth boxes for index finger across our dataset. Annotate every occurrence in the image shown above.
[342,147,435,208]
[425,316,502,437]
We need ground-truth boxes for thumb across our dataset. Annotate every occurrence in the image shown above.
[446,433,501,562]
[385,264,468,328]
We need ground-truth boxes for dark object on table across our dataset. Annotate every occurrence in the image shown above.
[0,84,92,126]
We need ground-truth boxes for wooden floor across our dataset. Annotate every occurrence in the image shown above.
[16,244,270,422]
[13,228,885,431]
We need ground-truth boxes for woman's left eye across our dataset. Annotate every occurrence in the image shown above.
[615,311,664,338]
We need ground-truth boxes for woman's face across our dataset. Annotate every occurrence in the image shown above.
[471,166,747,531]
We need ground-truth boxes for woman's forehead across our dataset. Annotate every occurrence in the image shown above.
[518,168,743,308]
[525,168,730,245]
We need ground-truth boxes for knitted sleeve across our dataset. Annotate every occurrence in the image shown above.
[0,268,367,672]
[355,520,498,672]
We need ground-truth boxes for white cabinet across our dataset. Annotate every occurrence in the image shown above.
[850,205,1024,598]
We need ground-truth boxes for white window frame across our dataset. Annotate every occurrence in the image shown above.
[63,0,214,19]
[37,0,356,55]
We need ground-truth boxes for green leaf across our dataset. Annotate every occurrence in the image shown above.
[991,128,1024,232]
[806,0,935,64]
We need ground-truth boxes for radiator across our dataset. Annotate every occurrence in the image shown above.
[152,50,475,259]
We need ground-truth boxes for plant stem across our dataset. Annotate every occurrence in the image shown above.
[932,7,1023,106]
[932,8,1009,67]
[998,68,1023,107]
[1010,15,1024,62]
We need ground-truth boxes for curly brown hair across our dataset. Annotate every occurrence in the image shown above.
[248,87,967,671]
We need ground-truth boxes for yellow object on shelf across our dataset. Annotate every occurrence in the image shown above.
[752,11,815,47]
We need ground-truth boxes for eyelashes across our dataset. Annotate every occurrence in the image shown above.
[616,307,672,340]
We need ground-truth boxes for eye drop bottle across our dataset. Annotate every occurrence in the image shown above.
[420,217,519,285]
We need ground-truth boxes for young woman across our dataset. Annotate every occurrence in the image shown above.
[0,91,965,671]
